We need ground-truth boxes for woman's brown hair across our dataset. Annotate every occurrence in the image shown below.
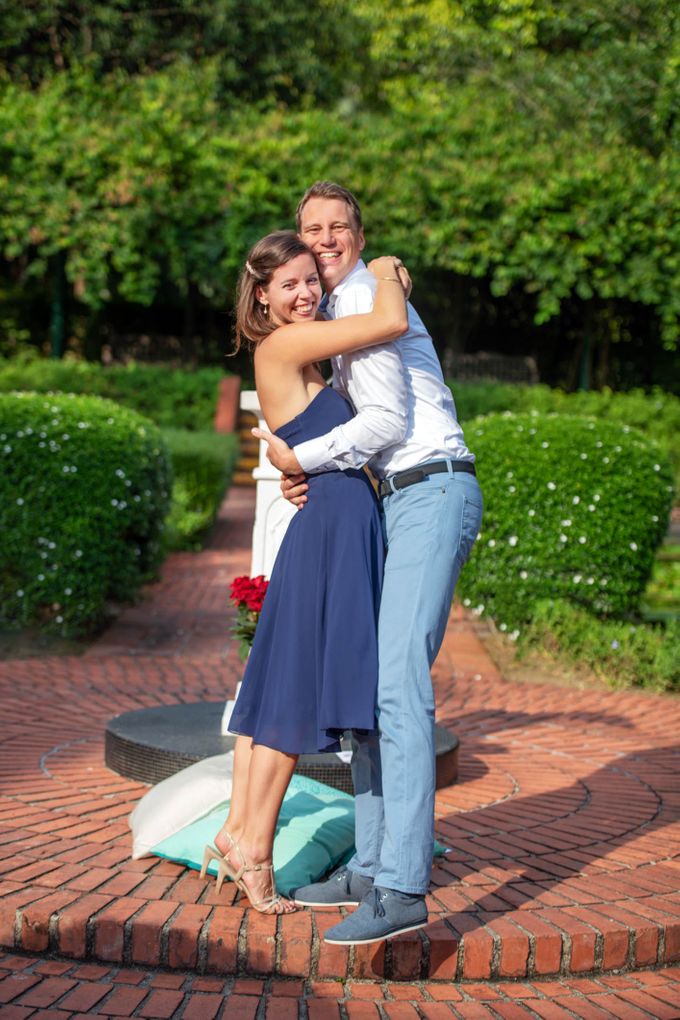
[233,231,319,353]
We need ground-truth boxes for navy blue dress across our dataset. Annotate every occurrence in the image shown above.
[228,387,384,755]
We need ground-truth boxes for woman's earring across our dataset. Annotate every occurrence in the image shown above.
[262,301,269,318]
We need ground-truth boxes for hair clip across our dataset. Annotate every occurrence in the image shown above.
[245,260,256,277]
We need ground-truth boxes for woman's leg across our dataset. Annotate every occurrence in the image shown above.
[215,735,253,856]
[216,742,298,912]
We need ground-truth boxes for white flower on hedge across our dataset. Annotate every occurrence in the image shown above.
[111,499,118,506]
[3,445,12,453]
[508,536,518,546]
[579,536,587,544]
[595,441,603,448]
[75,550,82,557]
[510,630,520,642]
[488,539,496,547]
[107,417,115,424]
[594,494,600,501]
[630,542,638,551]
[588,504,596,511]
[62,465,70,473]
[38,442,45,448]
[561,519,572,527]
[118,501,127,510]
[528,509,535,517]
[573,574,582,583]
[508,485,516,493]
[580,453,588,460]
[547,482,556,490]
[541,441,549,448]
[499,623,507,631]
[601,578,608,586]
[463,598,471,606]
[602,456,609,463]
[37,574,44,581]
[64,588,72,596]
[16,498,24,505]
[115,469,126,478]
[16,430,24,438]
[560,534,568,542]
[573,496,580,504]
[611,639,620,649]
[16,590,24,597]
[62,434,70,441]
[520,570,528,579]
[587,577,594,585]
[653,464,660,471]
[56,615,63,623]
[652,515,658,522]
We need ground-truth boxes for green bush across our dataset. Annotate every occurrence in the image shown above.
[450,383,680,483]
[162,429,240,550]
[520,598,680,692]
[459,412,674,629]
[0,355,226,431]
[0,392,172,635]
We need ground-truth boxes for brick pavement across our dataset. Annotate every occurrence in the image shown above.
[0,487,679,1001]
[0,953,680,1018]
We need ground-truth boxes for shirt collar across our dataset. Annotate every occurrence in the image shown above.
[326,259,367,314]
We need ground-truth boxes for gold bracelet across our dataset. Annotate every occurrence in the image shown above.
[378,277,402,282]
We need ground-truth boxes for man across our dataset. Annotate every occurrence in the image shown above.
[254,181,483,944]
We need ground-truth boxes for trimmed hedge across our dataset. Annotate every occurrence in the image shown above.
[449,383,680,482]
[162,428,240,550]
[0,355,225,431]
[459,412,674,629]
[1,392,171,635]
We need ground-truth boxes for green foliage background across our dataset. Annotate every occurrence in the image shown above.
[0,0,677,372]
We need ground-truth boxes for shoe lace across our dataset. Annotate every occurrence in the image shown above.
[370,886,387,918]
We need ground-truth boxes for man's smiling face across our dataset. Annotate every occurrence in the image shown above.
[297,196,365,294]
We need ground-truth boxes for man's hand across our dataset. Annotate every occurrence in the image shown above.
[252,428,304,475]
[281,472,309,508]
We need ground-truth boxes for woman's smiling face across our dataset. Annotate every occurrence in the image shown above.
[258,252,322,325]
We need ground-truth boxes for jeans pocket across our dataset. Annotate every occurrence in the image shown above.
[458,493,483,566]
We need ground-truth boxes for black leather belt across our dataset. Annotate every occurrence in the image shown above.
[378,458,476,499]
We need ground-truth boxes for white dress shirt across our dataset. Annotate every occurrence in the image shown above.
[293,260,473,481]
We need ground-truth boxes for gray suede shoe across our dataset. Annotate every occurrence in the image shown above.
[292,866,374,907]
[323,886,428,944]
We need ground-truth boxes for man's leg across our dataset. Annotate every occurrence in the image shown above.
[375,471,482,893]
[323,470,482,940]
[346,728,384,876]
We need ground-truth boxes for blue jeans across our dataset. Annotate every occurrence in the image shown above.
[347,467,483,894]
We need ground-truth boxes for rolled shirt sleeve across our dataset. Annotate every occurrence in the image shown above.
[293,274,408,475]
[294,344,408,473]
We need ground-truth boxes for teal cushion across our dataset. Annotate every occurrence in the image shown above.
[152,773,448,896]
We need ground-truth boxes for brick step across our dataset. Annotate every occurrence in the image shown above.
[1,890,678,981]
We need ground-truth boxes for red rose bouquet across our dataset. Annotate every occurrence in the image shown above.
[229,574,269,660]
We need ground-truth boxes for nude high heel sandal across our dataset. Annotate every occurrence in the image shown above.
[215,835,294,913]
[200,831,235,881]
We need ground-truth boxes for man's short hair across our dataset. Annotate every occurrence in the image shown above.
[295,181,363,232]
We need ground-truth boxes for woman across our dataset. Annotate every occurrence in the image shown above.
[201,230,409,913]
